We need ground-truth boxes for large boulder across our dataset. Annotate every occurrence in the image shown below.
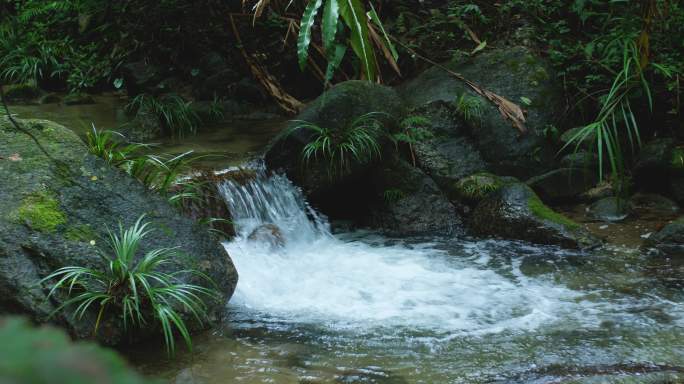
[644,217,684,258]
[398,46,561,179]
[368,157,462,236]
[265,80,404,215]
[470,182,600,249]
[0,117,237,344]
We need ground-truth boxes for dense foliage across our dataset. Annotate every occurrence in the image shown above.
[1,0,683,185]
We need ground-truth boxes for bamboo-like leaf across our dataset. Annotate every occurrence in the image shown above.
[298,0,324,71]
[322,0,340,54]
[339,0,376,81]
[367,3,398,61]
[325,44,347,84]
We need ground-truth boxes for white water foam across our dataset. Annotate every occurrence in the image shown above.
[218,169,584,334]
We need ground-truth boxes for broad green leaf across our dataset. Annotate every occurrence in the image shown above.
[297,0,324,71]
[339,0,376,81]
[367,3,398,61]
[322,0,340,54]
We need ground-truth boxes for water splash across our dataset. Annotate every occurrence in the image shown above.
[217,168,584,334]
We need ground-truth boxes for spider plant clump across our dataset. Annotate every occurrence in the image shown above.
[85,126,207,207]
[286,112,387,179]
[41,215,220,355]
[85,124,149,166]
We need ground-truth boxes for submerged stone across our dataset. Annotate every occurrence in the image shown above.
[588,197,630,222]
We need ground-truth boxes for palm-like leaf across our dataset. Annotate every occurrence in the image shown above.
[297,0,324,70]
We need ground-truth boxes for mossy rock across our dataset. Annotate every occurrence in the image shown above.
[264,80,404,212]
[471,182,600,249]
[0,116,237,345]
[3,83,42,103]
[63,92,96,105]
[451,172,506,204]
[398,46,561,179]
[39,93,62,104]
[0,316,155,384]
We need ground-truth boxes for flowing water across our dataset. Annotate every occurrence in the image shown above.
[131,169,684,384]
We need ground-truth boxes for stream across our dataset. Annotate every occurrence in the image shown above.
[131,170,684,383]
[11,100,684,383]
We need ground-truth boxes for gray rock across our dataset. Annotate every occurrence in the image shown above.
[588,197,630,222]
[0,117,237,344]
[629,193,679,220]
[369,157,462,236]
[248,224,285,248]
[560,151,599,169]
[471,182,600,249]
[121,61,163,95]
[644,217,684,258]
[407,101,488,189]
[527,168,598,203]
[398,46,561,179]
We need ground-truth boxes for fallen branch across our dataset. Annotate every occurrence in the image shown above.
[230,15,303,115]
[391,37,527,134]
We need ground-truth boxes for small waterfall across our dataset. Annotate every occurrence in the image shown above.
[217,166,584,333]
[217,168,330,243]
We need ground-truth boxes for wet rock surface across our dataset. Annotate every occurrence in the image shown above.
[0,117,237,344]
[471,182,600,249]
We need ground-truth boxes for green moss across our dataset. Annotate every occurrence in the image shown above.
[530,66,550,84]
[528,195,580,230]
[17,191,67,233]
[157,222,175,237]
[65,224,97,242]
